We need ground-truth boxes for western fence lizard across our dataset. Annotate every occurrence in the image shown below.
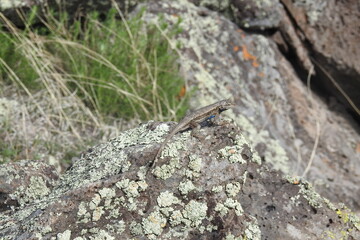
[150,99,234,168]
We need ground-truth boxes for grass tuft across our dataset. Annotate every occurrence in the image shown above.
[0,5,188,167]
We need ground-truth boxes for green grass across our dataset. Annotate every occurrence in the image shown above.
[0,6,189,166]
[1,7,188,120]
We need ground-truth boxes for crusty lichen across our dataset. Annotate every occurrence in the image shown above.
[56,229,71,240]
[157,191,181,208]
[10,175,51,206]
[181,200,208,227]
[178,179,196,195]
[225,182,241,197]
[142,208,167,238]
[244,217,261,240]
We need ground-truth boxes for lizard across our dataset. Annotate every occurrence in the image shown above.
[150,99,234,168]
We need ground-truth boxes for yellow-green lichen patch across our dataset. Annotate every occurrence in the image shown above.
[225,182,241,197]
[224,198,244,216]
[335,206,360,231]
[212,185,223,193]
[105,220,126,235]
[115,179,148,198]
[11,175,51,206]
[53,122,160,197]
[233,114,288,171]
[87,228,115,240]
[178,179,196,195]
[188,154,202,172]
[77,201,91,223]
[185,154,203,179]
[56,229,71,240]
[218,146,247,164]
[169,210,183,227]
[182,200,208,227]
[152,157,181,179]
[214,202,229,217]
[92,206,105,221]
[244,217,261,240]
[298,181,323,208]
[129,221,143,236]
[157,191,181,208]
[142,208,167,238]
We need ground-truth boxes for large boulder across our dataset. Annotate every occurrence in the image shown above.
[1,120,359,239]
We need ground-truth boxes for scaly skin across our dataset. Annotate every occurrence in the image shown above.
[150,99,234,168]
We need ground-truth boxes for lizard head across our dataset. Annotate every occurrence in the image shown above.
[219,98,234,112]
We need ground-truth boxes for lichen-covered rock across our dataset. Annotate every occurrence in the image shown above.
[0,120,359,239]
[136,0,360,215]
[280,0,360,116]
[0,160,59,212]
[189,0,283,30]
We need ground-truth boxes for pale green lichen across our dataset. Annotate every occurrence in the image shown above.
[224,198,244,216]
[169,210,183,226]
[298,182,323,208]
[56,229,71,240]
[234,114,289,172]
[212,185,223,193]
[116,179,147,198]
[182,200,208,227]
[188,154,202,172]
[224,232,242,240]
[106,220,126,235]
[198,0,230,11]
[130,221,143,236]
[77,201,91,223]
[244,218,261,240]
[12,175,51,206]
[225,182,241,197]
[214,202,229,217]
[178,179,196,195]
[142,0,234,103]
[142,209,167,238]
[152,157,180,179]
[52,122,160,198]
[218,146,247,164]
[157,191,181,207]
[88,228,115,240]
[92,206,104,221]
[294,0,327,25]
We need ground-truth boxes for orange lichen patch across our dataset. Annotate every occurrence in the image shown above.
[293,179,300,185]
[228,149,237,154]
[356,143,360,153]
[233,45,240,52]
[177,85,186,99]
[242,45,259,68]
[258,72,265,78]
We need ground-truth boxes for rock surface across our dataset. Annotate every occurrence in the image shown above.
[280,0,360,116]
[1,0,360,239]
[1,120,359,239]
[137,0,360,215]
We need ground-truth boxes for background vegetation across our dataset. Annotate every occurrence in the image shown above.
[0,6,188,169]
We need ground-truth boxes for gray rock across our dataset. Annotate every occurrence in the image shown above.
[1,120,359,239]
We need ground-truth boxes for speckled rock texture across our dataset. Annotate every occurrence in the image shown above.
[1,120,359,239]
[280,0,360,116]
[1,0,360,239]
[136,0,360,215]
